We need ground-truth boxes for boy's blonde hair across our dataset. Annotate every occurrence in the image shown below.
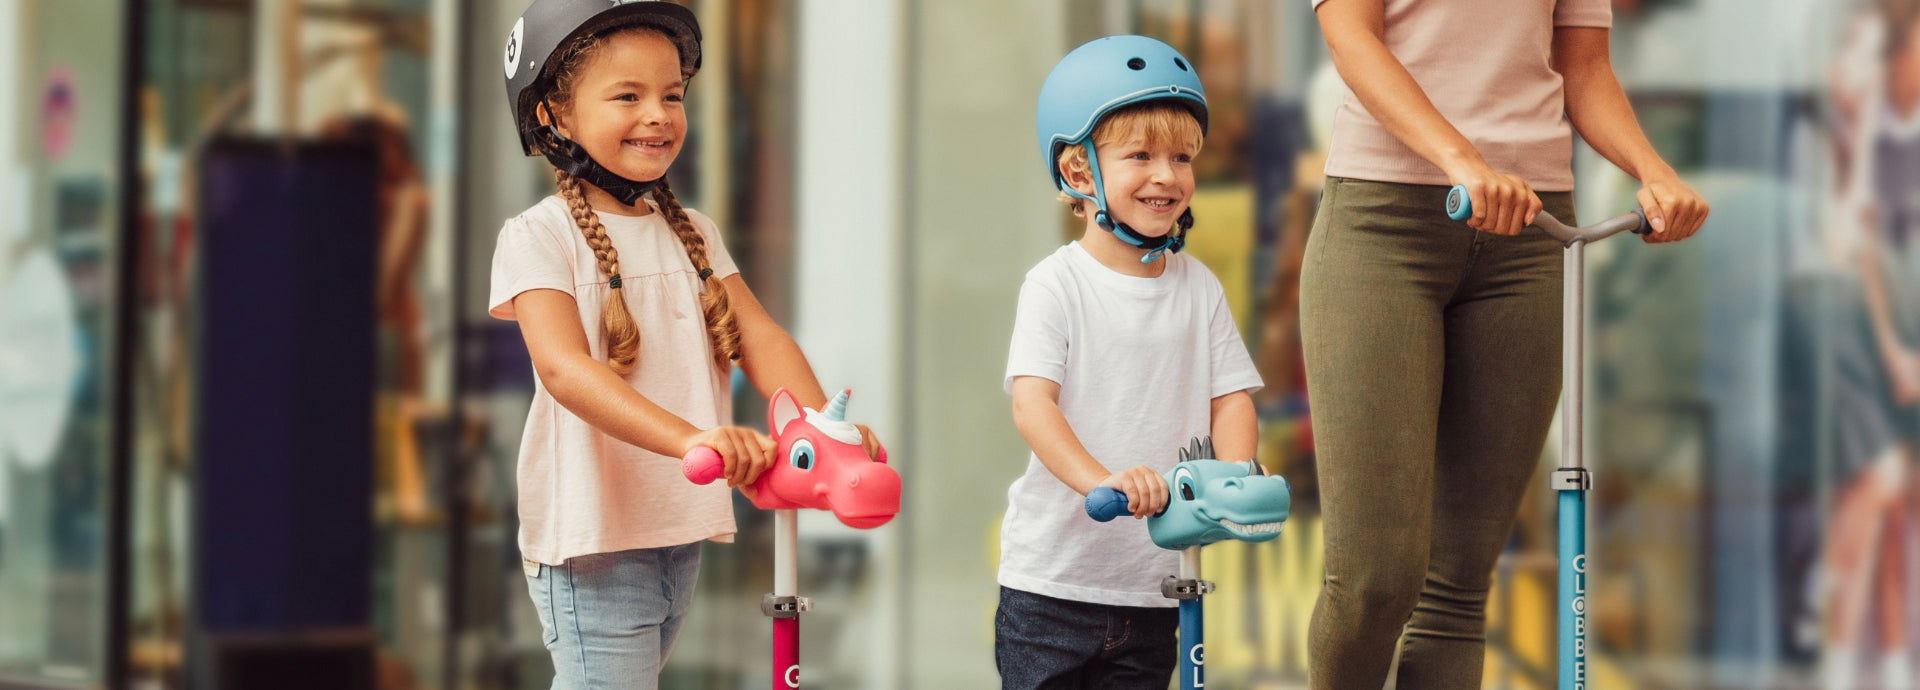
[1055,101,1205,217]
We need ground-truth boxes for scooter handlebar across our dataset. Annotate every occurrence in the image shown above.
[1085,487,1131,523]
[682,446,725,485]
[1445,184,1650,246]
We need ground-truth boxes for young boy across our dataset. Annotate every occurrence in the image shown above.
[997,36,1264,689]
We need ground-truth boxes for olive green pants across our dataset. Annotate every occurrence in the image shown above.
[1301,177,1574,689]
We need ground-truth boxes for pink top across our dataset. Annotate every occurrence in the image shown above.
[489,196,741,565]
[1313,0,1612,191]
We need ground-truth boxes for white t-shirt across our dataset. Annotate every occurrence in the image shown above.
[488,195,741,565]
[1000,242,1264,607]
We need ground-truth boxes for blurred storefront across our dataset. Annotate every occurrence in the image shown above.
[0,1,1911,689]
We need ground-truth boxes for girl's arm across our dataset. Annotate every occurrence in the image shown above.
[1010,376,1169,518]
[1315,0,1541,235]
[1209,390,1259,464]
[514,288,773,485]
[1554,26,1710,242]
[723,274,885,458]
[723,274,828,409]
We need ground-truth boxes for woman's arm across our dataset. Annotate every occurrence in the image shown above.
[1315,0,1541,235]
[514,288,772,485]
[1554,26,1710,242]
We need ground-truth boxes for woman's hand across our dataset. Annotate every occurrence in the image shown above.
[1635,172,1710,243]
[1096,466,1170,520]
[1446,162,1543,236]
[685,426,777,488]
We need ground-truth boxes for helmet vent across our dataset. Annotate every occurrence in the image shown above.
[1175,57,1189,71]
[1127,57,1146,70]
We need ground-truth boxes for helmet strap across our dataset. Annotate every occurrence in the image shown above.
[1077,141,1194,264]
[531,101,660,206]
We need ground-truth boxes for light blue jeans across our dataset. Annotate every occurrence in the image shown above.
[524,543,702,690]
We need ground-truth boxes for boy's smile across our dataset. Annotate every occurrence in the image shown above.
[1091,136,1197,238]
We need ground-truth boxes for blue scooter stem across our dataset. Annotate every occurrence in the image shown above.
[1180,591,1204,688]
[1561,489,1587,689]
[1447,184,1641,690]
[1085,488,1208,690]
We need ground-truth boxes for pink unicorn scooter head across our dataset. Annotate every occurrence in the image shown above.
[685,388,900,529]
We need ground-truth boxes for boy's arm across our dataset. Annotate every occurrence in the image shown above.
[1209,390,1259,464]
[1010,375,1169,518]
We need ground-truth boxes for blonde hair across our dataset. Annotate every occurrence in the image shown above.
[1055,101,1205,216]
[547,27,740,374]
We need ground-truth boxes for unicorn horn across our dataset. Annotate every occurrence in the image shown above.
[824,389,851,421]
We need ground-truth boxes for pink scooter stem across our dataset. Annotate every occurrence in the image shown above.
[685,446,807,689]
[681,388,897,689]
[773,509,800,689]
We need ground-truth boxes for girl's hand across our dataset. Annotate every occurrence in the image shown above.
[1635,172,1709,243]
[855,424,885,461]
[685,426,777,488]
[1096,466,1170,519]
[1447,163,1542,237]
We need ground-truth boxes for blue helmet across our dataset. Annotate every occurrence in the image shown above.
[1035,36,1208,263]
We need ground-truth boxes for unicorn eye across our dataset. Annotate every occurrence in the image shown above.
[789,439,815,471]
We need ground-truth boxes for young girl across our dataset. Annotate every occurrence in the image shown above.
[490,2,879,686]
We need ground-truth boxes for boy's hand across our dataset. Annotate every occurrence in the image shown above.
[1096,466,1170,519]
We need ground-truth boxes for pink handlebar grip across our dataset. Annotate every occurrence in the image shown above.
[682,446,725,485]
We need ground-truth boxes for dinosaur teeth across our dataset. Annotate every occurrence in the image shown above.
[1220,519,1283,534]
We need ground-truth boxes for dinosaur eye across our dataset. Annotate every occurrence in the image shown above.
[1173,467,1196,501]
[789,439,815,471]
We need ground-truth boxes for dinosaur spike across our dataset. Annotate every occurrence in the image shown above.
[824,389,851,422]
[1202,436,1214,460]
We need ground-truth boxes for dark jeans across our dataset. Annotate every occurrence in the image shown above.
[994,586,1178,690]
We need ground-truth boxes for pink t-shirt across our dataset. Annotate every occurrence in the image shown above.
[489,195,741,565]
[1313,0,1612,191]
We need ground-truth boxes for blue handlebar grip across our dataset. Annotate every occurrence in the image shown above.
[1085,487,1130,523]
[1446,185,1472,221]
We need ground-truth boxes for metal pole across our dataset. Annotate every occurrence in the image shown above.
[1559,240,1590,690]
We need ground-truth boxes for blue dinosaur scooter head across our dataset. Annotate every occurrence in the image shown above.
[1147,437,1292,551]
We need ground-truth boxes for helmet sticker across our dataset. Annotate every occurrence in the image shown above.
[503,17,525,80]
